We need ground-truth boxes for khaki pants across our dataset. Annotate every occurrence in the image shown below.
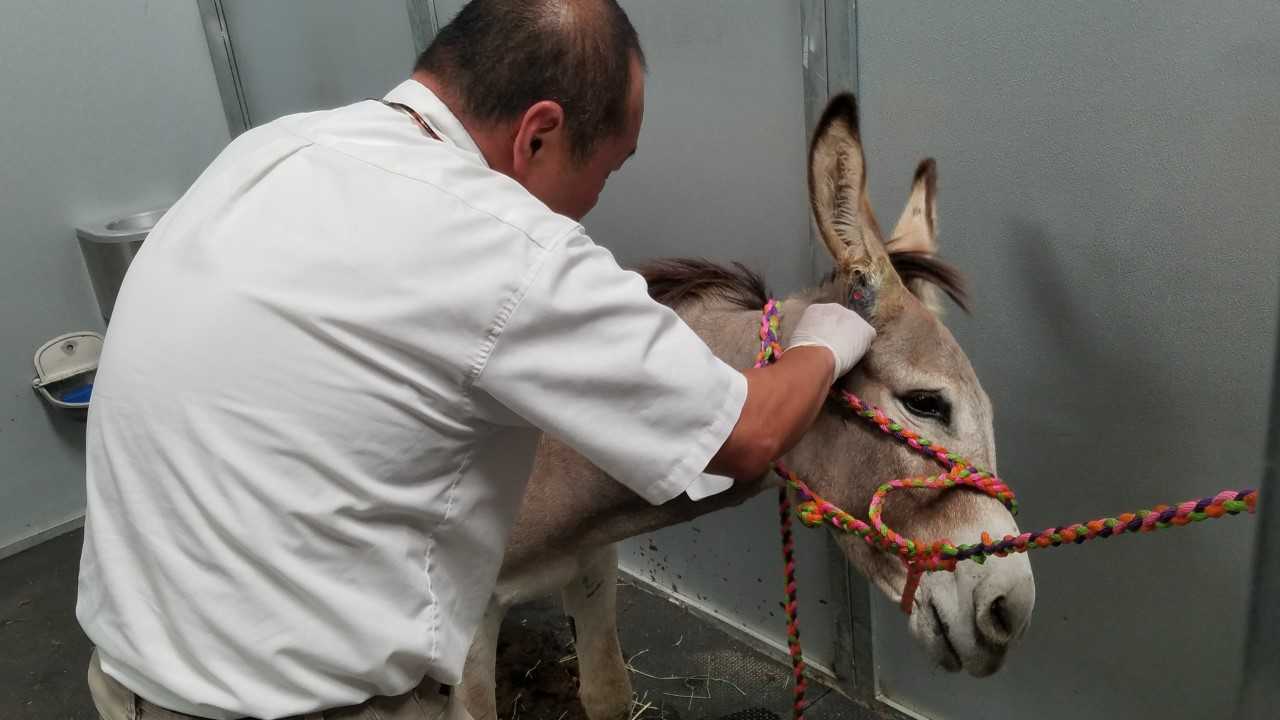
[87,650,473,720]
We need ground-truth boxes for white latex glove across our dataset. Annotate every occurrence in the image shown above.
[786,303,877,383]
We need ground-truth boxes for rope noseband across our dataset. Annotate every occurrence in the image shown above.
[754,300,1258,718]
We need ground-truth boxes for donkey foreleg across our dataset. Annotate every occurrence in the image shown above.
[461,598,506,720]
[561,544,633,720]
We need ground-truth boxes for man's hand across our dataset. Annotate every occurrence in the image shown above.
[705,303,877,483]
[786,303,876,383]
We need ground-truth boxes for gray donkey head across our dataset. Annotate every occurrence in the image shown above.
[784,94,1036,675]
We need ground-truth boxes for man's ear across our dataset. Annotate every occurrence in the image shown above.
[512,101,566,179]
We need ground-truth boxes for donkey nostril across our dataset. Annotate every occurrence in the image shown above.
[989,595,1012,639]
[974,565,1036,651]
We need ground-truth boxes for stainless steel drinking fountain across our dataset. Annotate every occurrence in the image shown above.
[77,206,168,322]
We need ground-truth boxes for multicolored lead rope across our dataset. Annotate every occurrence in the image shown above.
[753,299,1259,719]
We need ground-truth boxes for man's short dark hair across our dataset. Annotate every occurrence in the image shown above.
[415,0,646,161]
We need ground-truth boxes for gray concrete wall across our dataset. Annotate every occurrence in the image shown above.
[854,2,1280,717]
[0,1,230,554]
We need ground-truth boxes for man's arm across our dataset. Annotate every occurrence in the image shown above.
[707,304,874,481]
[706,346,835,480]
[474,230,874,505]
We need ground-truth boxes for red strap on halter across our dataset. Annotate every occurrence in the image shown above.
[900,562,925,615]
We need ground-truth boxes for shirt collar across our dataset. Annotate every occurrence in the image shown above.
[382,79,490,168]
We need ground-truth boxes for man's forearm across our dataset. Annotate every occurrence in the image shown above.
[706,346,834,481]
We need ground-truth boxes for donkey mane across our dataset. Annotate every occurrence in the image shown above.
[638,252,969,311]
[639,258,770,310]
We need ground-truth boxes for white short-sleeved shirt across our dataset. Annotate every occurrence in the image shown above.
[76,80,746,720]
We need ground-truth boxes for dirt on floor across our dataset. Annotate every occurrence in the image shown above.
[492,585,855,720]
[494,608,591,719]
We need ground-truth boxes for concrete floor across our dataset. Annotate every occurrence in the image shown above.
[492,580,861,719]
[1,530,94,720]
[1,530,865,719]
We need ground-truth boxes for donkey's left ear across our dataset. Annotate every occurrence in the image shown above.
[887,159,951,316]
[886,158,939,256]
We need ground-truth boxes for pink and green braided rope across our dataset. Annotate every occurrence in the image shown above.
[754,299,1259,719]
[789,394,1257,570]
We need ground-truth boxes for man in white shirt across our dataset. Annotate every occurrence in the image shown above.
[78,1,875,718]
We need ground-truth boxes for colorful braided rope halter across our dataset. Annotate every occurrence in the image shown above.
[754,299,1260,719]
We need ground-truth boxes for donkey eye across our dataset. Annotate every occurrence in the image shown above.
[900,391,952,425]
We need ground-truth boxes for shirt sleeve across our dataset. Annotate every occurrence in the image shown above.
[685,473,735,501]
[472,229,748,505]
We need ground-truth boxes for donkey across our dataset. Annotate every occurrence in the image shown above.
[461,94,1037,719]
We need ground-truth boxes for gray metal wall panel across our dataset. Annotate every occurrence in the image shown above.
[0,1,230,552]
[431,0,466,23]
[854,2,1280,718]
[219,0,419,126]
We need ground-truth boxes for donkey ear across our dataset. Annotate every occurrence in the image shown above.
[887,159,956,317]
[886,159,939,256]
[808,94,887,268]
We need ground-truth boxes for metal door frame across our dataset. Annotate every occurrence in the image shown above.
[196,0,249,137]
[799,3,920,717]
[1236,287,1280,719]
[196,0,441,138]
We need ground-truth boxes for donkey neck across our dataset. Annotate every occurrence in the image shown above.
[678,289,830,368]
